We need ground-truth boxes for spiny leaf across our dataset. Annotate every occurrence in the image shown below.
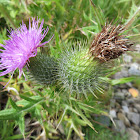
[16,115,25,137]
[19,94,43,103]
[0,109,17,120]
[74,115,87,126]
[74,102,97,133]
[0,96,44,120]
[71,121,84,140]
[56,106,67,129]
[34,107,43,125]
[6,134,26,140]
[66,117,84,140]
[111,77,136,85]
[63,104,80,116]
[10,98,21,111]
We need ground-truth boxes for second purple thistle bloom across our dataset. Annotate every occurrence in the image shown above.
[0,18,53,79]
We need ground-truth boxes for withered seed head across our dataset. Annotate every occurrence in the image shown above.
[89,23,133,62]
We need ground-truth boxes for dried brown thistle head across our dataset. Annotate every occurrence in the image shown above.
[89,23,133,62]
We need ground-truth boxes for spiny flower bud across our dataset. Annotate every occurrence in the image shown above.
[28,41,110,99]
[57,42,110,98]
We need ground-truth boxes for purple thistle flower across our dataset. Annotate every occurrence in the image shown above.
[0,18,53,79]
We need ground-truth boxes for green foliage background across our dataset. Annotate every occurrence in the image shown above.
[0,0,140,140]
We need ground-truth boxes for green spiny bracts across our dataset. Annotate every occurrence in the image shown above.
[28,41,112,98]
[57,44,109,99]
[28,54,59,85]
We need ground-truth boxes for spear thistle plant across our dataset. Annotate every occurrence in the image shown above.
[0,3,139,139]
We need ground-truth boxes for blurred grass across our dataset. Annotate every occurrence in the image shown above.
[0,0,140,139]
[84,125,128,140]
[0,0,140,41]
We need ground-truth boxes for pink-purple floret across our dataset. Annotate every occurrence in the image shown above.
[0,18,53,78]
